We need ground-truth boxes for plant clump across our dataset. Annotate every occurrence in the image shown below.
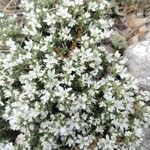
[0,0,150,149]
[110,32,127,50]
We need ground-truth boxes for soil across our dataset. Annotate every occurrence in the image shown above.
[0,0,20,16]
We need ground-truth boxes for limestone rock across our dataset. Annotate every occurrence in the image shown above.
[124,39,150,91]
[124,39,150,150]
[143,128,150,150]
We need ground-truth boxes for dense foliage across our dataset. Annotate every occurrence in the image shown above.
[0,0,150,149]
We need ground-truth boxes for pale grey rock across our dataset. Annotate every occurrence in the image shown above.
[143,128,150,150]
[124,40,150,91]
[124,39,150,150]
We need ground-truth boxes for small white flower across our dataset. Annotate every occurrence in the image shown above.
[24,40,33,51]
[6,38,17,51]
[43,54,58,69]
[41,90,50,104]
[115,100,125,110]
[56,6,72,19]
[0,142,15,150]
[59,27,72,40]
[88,2,98,11]
[84,12,91,18]
[68,19,76,27]
[76,135,89,149]
[74,0,83,5]
[67,138,74,147]
[55,86,72,101]
[44,13,56,25]
[98,135,117,150]
[4,89,12,98]
[90,27,100,38]
[60,127,67,136]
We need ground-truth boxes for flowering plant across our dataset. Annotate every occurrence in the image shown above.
[0,0,149,149]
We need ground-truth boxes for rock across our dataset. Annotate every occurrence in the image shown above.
[124,39,150,91]
[143,128,150,150]
[124,39,150,150]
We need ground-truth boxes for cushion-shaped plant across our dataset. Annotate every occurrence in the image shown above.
[0,0,149,149]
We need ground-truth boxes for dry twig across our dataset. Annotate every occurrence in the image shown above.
[3,0,15,13]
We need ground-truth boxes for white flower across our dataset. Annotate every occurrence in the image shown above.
[0,77,4,86]
[125,131,132,137]
[21,0,34,11]
[84,12,91,18]
[42,141,52,150]
[74,0,83,5]
[88,2,98,11]
[59,27,72,40]
[73,94,88,110]
[96,126,104,134]
[44,35,53,43]
[90,27,100,38]
[63,0,74,7]
[43,54,58,69]
[44,13,56,25]
[24,40,33,51]
[60,127,67,136]
[135,128,143,138]
[67,138,74,147]
[4,89,12,98]
[115,100,125,111]
[6,38,17,51]
[0,142,15,150]
[41,90,50,104]
[56,6,72,19]
[55,86,72,101]
[16,134,26,144]
[98,135,117,150]
[100,29,113,39]
[68,19,76,27]
[76,135,89,149]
